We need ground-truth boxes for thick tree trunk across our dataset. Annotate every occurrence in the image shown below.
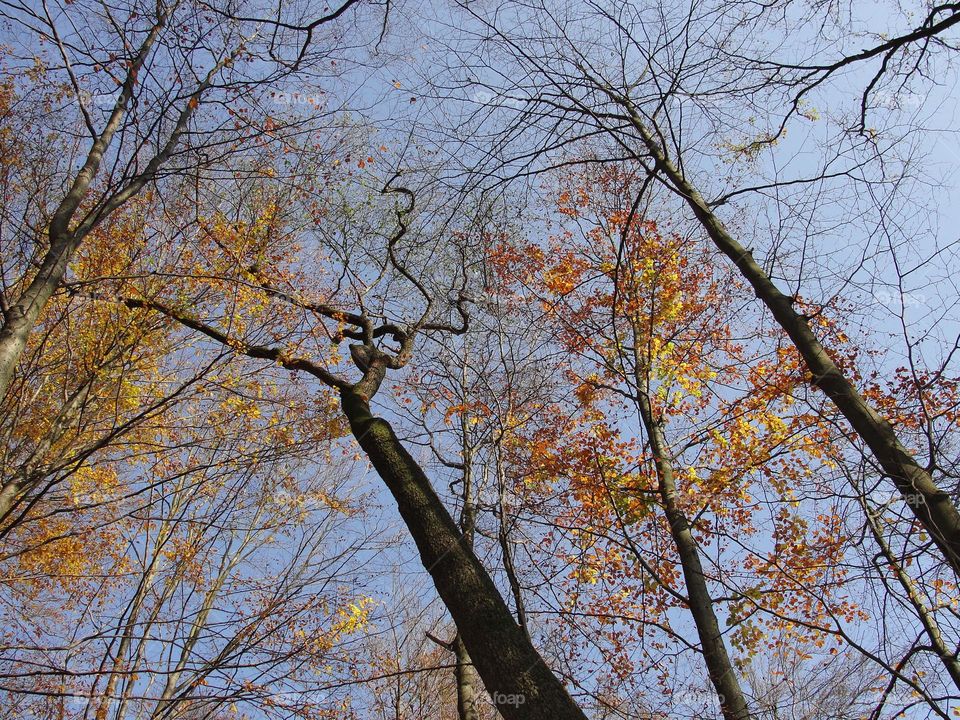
[636,393,754,720]
[340,388,588,720]
[622,103,960,578]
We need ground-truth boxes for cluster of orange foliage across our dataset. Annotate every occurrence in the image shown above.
[483,167,869,679]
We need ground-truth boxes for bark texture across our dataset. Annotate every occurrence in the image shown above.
[340,388,588,720]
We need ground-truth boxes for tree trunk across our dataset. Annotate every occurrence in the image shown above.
[0,232,80,399]
[863,500,960,690]
[340,388,588,720]
[636,391,754,720]
[622,102,960,579]
[454,407,481,720]
[454,634,481,720]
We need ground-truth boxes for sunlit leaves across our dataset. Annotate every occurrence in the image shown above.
[489,164,859,674]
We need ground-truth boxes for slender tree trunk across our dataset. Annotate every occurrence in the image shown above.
[0,233,80,399]
[617,99,960,579]
[495,453,532,642]
[0,374,92,524]
[863,499,960,690]
[340,388,588,720]
[0,10,225,402]
[636,389,753,720]
[0,17,169,400]
[454,634,481,720]
[453,402,481,720]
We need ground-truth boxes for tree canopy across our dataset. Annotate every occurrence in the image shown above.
[2,1,960,719]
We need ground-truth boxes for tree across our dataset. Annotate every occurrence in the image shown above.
[1,346,379,719]
[433,0,960,579]
[0,0,370,399]
[482,163,888,719]
[83,162,593,718]
[6,2,960,718]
